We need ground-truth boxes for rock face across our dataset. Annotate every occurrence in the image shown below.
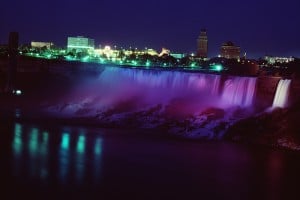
[225,101,300,150]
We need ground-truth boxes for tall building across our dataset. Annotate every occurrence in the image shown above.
[197,29,208,58]
[67,36,95,52]
[220,41,240,59]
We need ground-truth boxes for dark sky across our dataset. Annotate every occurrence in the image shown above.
[1,0,300,58]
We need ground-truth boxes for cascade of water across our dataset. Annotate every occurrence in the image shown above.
[99,67,221,95]
[53,66,261,118]
[221,77,257,107]
[272,79,291,108]
[97,67,261,108]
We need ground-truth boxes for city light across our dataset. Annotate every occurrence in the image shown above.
[211,64,223,72]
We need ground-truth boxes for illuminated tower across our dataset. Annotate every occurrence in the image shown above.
[197,29,208,58]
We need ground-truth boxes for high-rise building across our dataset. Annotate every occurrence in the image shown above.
[220,41,240,59]
[67,36,95,52]
[197,29,208,58]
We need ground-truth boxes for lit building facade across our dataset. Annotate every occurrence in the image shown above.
[197,29,208,58]
[220,41,240,59]
[67,36,95,52]
[264,56,295,64]
[31,41,53,49]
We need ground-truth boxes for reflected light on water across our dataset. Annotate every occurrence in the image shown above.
[29,128,39,156]
[76,131,86,183]
[76,133,86,154]
[29,127,39,177]
[59,132,71,184]
[12,123,23,176]
[40,131,49,179]
[13,123,23,155]
[94,137,103,183]
[10,122,113,186]
[94,137,102,155]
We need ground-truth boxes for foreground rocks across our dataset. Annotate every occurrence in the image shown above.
[225,102,300,151]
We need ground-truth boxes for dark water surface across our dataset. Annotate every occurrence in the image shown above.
[1,121,300,200]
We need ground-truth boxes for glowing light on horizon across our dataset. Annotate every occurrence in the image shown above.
[211,64,223,72]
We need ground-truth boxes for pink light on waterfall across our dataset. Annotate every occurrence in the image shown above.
[221,77,257,107]
[48,66,261,118]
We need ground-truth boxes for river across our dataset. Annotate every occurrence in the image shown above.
[1,120,300,200]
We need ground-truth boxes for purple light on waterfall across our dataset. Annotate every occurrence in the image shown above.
[221,77,257,107]
[47,66,260,119]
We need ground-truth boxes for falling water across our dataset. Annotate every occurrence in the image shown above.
[99,67,221,94]
[272,79,291,108]
[221,77,257,107]
[48,66,259,118]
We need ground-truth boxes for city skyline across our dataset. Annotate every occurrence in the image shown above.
[1,0,300,58]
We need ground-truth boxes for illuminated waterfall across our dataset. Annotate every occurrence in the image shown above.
[99,67,221,94]
[221,77,257,107]
[272,79,291,108]
[49,66,259,118]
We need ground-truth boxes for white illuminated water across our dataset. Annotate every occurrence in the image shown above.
[272,79,291,108]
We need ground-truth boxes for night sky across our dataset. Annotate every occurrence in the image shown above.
[1,0,300,58]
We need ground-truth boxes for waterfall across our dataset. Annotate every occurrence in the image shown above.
[98,67,222,95]
[97,67,258,108]
[272,79,291,108]
[221,77,257,107]
[50,66,260,118]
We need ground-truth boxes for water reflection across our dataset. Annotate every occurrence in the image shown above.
[12,123,23,176]
[40,131,49,179]
[59,132,70,183]
[29,127,39,177]
[75,131,86,183]
[13,123,23,155]
[11,123,103,185]
[94,137,103,183]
